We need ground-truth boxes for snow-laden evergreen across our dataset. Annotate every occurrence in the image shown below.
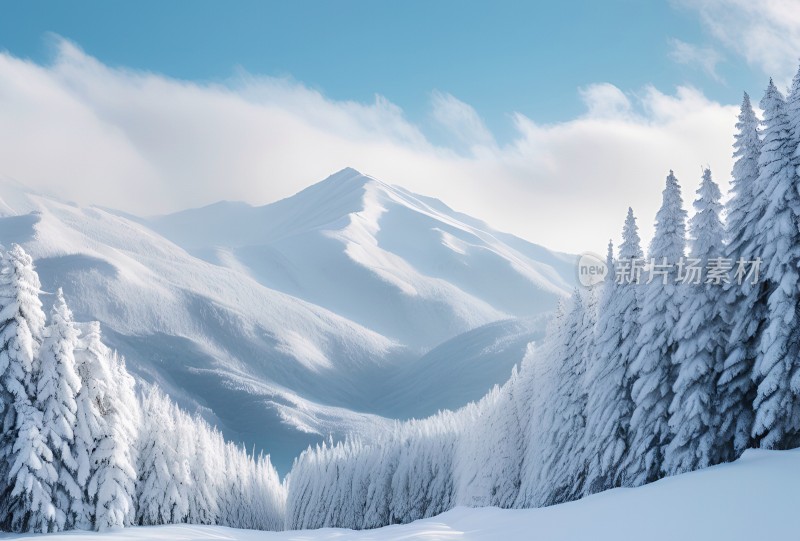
[584,210,642,494]
[516,300,567,507]
[136,387,183,526]
[78,324,139,530]
[788,63,800,156]
[625,171,687,485]
[454,363,526,510]
[71,323,113,530]
[36,289,83,530]
[664,169,725,474]
[0,244,57,532]
[537,288,594,504]
[718,92,763,462]
[751,79,800,450]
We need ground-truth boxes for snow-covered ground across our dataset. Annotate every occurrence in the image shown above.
[6,448,795,540]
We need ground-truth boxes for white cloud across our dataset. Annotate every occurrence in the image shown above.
[579,83,635,119]
[677,0,800,88]
[430,91,496,152]
[668,38,725,82]
[0,39,738,254]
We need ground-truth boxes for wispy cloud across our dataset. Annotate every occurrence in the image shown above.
[578,83,636,119]
[668,38,725,82]
[430,91,496,153]
[676,0,800,88]
[0,38,737,253]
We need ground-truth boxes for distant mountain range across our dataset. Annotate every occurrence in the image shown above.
[0,168,575,472]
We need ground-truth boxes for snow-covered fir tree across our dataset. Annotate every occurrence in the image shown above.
[36,289,83,530]
[71,325,109,530]
[79,323,140,530]
[516,300,568,506]
[626,171,687,486]
[136,388,186,526]
[539,288,594,504]
[0,245,57,532]
[584,209,643,494]
[455,366,526,509]
[664,168,725,474]
[787,63,800,156]
[718,92,764,462]
[751,79,800,450]
[187,415,221,526]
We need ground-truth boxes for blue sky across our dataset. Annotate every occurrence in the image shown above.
[0,1,798,252]
[1,1,764,140]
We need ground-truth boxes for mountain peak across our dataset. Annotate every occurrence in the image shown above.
[332,166,365,178]
[317,167,376,190]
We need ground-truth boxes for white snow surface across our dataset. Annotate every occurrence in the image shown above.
[2,448,795,540]
[0,169,575,472]
[148,168,575,350]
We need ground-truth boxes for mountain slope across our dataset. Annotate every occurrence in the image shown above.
[378,316,550,418]
[149,168,575,351]
[0,187,401,471]
[0,169,574,472]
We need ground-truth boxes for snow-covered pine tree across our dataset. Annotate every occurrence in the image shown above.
[537,288,592,504]
[454,365,525,509]
[36,289,83,530]
[170,405,194,523]
[361,433,398,529]
[751,79,800,450]
[718,92,764,462]
[187,417,220,526]
[251,452,284,531]
[136,387,186,526]
[0,245,58,532]
[79,323,139,530]
[787,62,800,150]
[788,64,800,429]
[626,171,687,486]
[665,168,725,475]
[389,413,457,524]
[584,210,643,494]
[516,301,568,507]
[71,323,108,530]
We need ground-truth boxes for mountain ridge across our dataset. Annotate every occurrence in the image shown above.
[0,169,576,472]
[148,167,575,350]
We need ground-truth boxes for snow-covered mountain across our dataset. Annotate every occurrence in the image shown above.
[148,168,574,351]
[0,169,574,472]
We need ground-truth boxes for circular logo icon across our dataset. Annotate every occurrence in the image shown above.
[577,252,608,287]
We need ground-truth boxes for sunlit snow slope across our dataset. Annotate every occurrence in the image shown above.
[4,449,795,541]
[149,168,575,351]
[0,169,574,472]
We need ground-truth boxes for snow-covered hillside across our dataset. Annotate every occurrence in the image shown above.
[0,170,574,472]
[5,448,795,541]
[148,168,575,351]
